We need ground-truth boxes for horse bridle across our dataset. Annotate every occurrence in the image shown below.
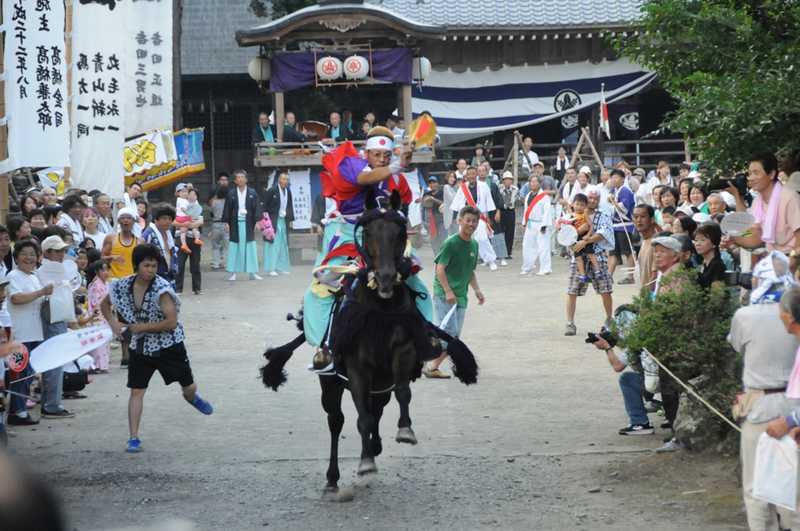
[353,208,410,282]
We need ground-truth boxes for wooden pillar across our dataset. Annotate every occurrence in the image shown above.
[173,0,183,130]
[401,84,412,129]
[274,92,284,142]
[0,0,9,221]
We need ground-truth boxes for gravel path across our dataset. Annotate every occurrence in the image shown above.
[8,248,742,530]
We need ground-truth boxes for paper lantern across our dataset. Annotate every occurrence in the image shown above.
[316,56,343,81]
[343,55,369,80]
[413,56,431,80]
[248,56,271,82]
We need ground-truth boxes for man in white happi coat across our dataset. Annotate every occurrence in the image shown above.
[451,166,498,271]
[520,175,553,275]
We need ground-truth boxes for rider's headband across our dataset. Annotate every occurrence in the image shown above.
[365,136,394,152]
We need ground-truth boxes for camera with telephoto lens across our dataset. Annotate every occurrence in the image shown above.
[585,328,618,348]
[706,172,751,205]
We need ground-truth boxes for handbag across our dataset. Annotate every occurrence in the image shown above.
[257,213,275,242]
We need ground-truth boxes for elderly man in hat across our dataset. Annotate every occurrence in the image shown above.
[498,171,519,261]
[36,235,82,418]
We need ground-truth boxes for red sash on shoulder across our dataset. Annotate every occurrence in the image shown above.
[460,182,493,236]
[523,191,548,225]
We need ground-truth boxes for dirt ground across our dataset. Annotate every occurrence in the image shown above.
[6,245,747,530]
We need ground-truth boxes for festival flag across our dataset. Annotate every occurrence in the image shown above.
[600,83,611,140]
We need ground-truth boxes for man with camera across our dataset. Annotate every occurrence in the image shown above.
[726,153,800,255]
[588,326,654,435]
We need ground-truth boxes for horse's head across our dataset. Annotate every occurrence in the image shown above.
[357,190,407,299]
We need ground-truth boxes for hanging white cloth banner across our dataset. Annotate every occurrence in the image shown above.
[412,58,656,134]
[402,169,423,227]
[123,0,173,137]
[70,0,127,197]
[289,169,311,230]
[1,0,70,172]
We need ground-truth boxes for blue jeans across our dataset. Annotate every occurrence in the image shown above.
[618,371,648,425]
[9,341,41,416]
[42,321,68,414]
[433,295,466,349]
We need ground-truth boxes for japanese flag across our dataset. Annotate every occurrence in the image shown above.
[600,84,611,140]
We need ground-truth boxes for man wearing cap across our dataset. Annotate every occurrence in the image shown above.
[450,166,499,271]
[422,176,446,254]
[304,126,432,370]
[498,171,519,261]
[36,235,82,418]
[520,175,553,276]
[565,187,615,335]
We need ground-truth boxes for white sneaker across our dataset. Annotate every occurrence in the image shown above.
[268,271,279,277]
[228,274,236,281]
[500,259,508,267]
[519,270,530,276]
[536,271,551,276]
[489,262,498,271]
[279,271,290,275]
[250,273,263,281]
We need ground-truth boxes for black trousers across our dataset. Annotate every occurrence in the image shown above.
[499,209,516,258]
[176,236,202,293]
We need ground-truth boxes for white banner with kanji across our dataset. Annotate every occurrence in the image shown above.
[123,0,173,137]
[1,0,70,171]
[70,0,126,197]
[289,169,311,230]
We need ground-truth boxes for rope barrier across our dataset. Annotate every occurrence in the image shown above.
[642,348,741,433]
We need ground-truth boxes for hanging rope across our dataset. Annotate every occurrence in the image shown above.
[642,348,741,433]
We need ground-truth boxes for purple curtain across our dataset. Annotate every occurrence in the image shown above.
[270,48,412,92]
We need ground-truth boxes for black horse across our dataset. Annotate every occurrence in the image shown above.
[261,191,478,497]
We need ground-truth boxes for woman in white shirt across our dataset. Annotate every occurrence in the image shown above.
[6,240,53,425]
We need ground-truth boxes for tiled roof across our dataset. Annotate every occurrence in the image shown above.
[181,0,258,76]
[183,0,644,76]
[367,0,644,28]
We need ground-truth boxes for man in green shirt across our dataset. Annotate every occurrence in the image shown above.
[424,206,486,378]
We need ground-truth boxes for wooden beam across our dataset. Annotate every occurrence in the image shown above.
[274,92,285,142]
[400,84,412,130]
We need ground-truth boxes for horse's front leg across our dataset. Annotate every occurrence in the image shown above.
[349,370,378,475]
[370,391,391,457]
[320,375,345,496]
[394,383,418,445]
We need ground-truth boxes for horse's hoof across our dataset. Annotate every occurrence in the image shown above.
[396,427,418,445]
[322,485,354,503]
[357,458,377,476]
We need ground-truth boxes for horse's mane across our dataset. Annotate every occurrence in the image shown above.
[330,280,429,379]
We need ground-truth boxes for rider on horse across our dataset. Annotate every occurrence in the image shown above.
[304,126,433,370]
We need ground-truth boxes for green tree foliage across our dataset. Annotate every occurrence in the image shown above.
[250,0,316,19]
[614,0,800,173]
[620,269,741,431]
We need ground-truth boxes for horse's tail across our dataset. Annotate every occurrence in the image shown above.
[260,333,305,391]
[430,326,478,385]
